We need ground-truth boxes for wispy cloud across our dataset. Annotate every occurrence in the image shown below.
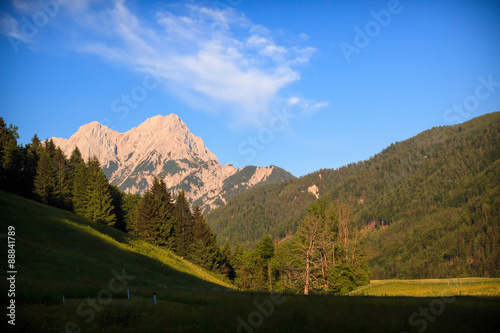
[1,0,327,127]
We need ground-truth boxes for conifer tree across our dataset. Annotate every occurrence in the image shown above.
[33,150,57,204]
[188,204,222,271]
[85,156,116,225]
[19,134,42,198]
[175,191,194,257]
[256,234,275,290]
[136,189,156,242]
[256,235,275,262]
[152,177,175,246]
[0,118,21,193]
[71,151,88,216]
[222,238,232,263]
[69,147,83,168]
[232,243,244,272]
[44,138,57,159]
[109,184,126,231]
[137,177,175,247]
[123,193,141,236]
[53,147,72,210]
[221,238,235,279]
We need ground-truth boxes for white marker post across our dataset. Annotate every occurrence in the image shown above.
[153,292,157,305]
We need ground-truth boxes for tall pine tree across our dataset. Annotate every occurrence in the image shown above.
[0,118,21,193]
[33,150,57,204]
[53,147,72,210]
[20,134,43,198]
[175,191,194,257]
[123,193,141,236]
[189,204,222,271]
[71,156,88,216]
[85,156,116,225]
[137,177,175,247]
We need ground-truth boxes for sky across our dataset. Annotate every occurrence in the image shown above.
[1,0,499,177]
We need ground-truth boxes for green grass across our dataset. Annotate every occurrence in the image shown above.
[0,191,231,305]
[2,192,499,332]
[15,293,500,332]
[349,278,500,297]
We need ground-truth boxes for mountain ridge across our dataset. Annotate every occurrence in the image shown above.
[206,112,500,279]
[51,114,294,212]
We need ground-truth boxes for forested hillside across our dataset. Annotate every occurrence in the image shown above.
[207,112,500,279]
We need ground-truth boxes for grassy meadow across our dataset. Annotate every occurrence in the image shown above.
[2,192,499,332]
[349,278,500,297]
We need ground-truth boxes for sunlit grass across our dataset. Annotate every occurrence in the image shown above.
[349,278,500,296]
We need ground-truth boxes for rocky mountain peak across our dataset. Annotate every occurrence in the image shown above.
[50,114,294,212]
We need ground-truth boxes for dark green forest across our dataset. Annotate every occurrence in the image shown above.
[206,112,500,280]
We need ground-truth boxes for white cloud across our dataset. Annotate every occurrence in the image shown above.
[2,0,327,127]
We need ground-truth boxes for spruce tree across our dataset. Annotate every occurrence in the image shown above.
[44,138,56,159]
[109,184,126,231]
[69,147,83,168]
[33,150,57,204]
[53,147,72,210]
[232,243,244,272]
[175,191,194,257]
[86,156,116,225]
[71,156,88,216]
[0,118,21,193]
[222,239,233,262]
[123,193,141,236]
[151,177,176,247]
[189,204,222,271]
[136,177,175,247]
[221,238,235,279]
[136,189,156,242]
[20,134,42,198]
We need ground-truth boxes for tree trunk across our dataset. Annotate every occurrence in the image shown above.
[304,255,310,295]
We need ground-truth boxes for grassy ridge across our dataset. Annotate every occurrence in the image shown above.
[349,278,500,297]
[0,191,231,305]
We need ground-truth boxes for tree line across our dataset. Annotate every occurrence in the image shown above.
[0,118,225,274]
[0,117,370,293]
[221,199,369,294]
[207,112,500,279]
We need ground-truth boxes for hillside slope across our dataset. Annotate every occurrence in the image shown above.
[0,191,231,303]
[207,112,500,278]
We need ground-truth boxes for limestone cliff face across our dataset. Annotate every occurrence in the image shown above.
[51,114,293,212]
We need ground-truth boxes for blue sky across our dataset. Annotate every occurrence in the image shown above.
[1,0,499,177]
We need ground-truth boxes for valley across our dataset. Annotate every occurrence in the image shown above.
[1,112,499,331]
[2,192,498,332]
